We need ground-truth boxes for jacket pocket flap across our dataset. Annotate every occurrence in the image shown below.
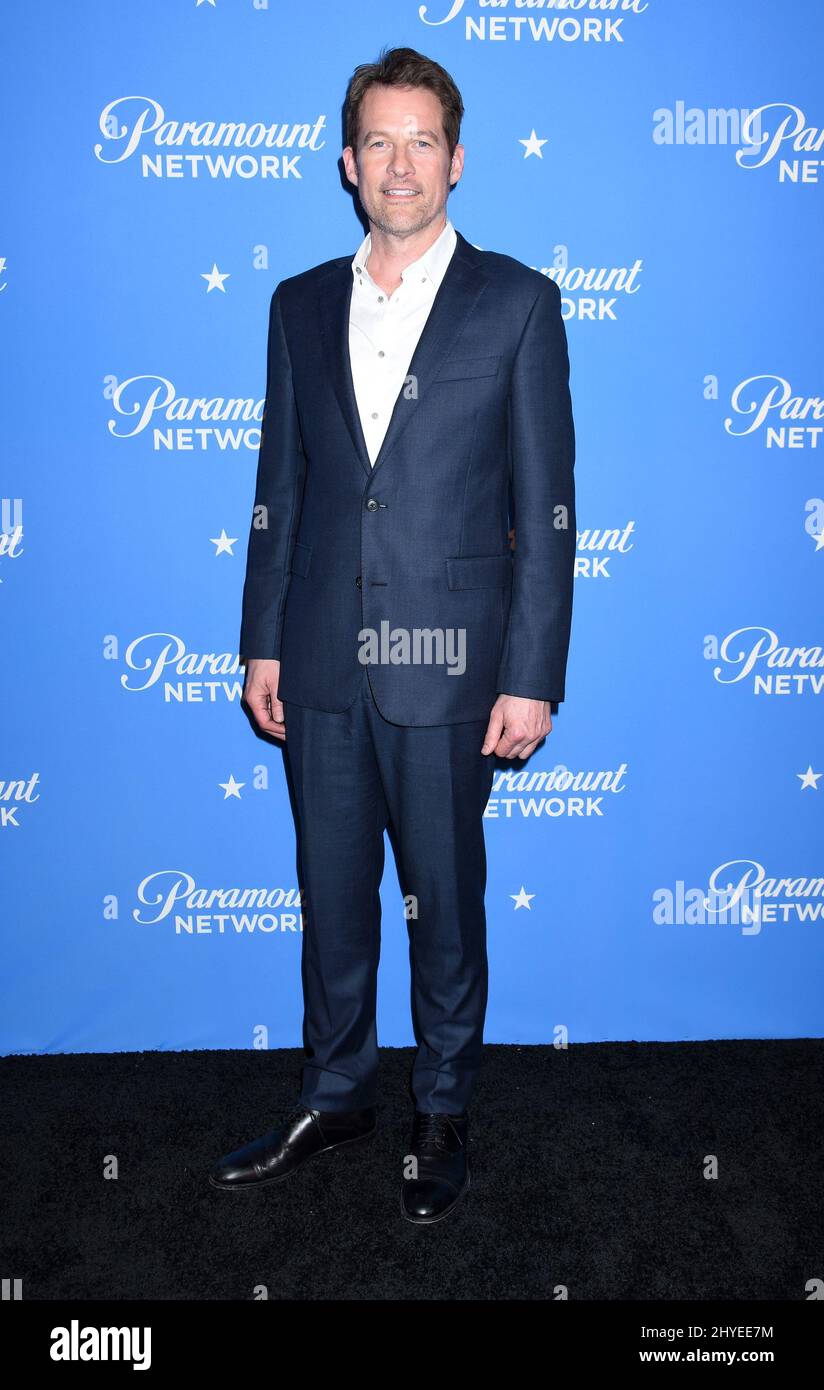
[446,553,512,590]
[434,355,500,382]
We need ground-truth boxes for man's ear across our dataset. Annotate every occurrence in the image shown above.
[342,148,359,188]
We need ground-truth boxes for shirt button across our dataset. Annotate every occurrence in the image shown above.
[371,412,378,419]
[377,295,384,303]
[378,350,385,358]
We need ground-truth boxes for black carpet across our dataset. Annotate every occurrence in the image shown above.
[1,1040,821,1301]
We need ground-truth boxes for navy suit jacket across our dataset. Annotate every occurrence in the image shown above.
[239,227,576,726]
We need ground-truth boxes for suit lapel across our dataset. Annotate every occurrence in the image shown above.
[318,229,489,482]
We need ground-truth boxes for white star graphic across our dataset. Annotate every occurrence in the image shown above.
[210,529,237,556]
[797,765,822,790]
[519,129,548,160]
[814,529,824,551]
[202,263,230,293]
[196,1,216,8]
[511,886,535,910]
[219,774,245,799]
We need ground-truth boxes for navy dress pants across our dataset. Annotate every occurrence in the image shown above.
[282,665,496,1115]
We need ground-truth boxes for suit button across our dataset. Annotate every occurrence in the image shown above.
[366,498,379,512]
[355,575,362,588]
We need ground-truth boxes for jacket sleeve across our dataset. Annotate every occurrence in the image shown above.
[495,276,576,704]
[239,284,306,662]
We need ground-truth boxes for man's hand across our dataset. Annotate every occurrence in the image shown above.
[243,658,285,741]
[481,693,552,760]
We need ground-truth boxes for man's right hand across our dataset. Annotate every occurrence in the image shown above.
[242,658,285,740]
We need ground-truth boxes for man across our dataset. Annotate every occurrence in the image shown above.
[209,46,575,1224]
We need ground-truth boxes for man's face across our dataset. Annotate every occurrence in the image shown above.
[342,83,464,239]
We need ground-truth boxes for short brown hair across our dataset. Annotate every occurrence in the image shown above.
[343,46,464,160]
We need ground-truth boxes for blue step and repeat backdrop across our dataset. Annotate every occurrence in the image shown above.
[2,0,822,1055]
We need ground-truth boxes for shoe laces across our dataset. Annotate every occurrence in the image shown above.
[413,1112,454,1151]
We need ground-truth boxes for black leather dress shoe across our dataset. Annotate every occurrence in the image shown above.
[400,1111,470,1223]
[209,1104,376,1190]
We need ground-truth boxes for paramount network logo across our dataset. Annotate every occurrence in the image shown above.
[723,375,824,449]
[94,96,326,179]
[0,773,41,828]
[535,256,642,322]
[417,0,650,44]
[654,102,823,183]
[108,634,243,703]
[575,522,635,578]
[131,871,304,934]
[735,103,824,182]
[485,763,627,818]
[653,860,824,934]
[104,376,263,454]
[706,628,824,696]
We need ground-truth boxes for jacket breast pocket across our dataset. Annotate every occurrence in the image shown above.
[433,355,501,382]
[446,553,512,590]
[288,540,312,578]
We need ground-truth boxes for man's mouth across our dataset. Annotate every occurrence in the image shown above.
[382,188,420,199]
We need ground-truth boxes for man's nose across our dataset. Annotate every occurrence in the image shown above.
[387,149,415,177]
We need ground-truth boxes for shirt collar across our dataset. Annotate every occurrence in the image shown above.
[352,217,457,293]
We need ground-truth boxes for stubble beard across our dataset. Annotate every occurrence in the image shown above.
[362,189,447,241]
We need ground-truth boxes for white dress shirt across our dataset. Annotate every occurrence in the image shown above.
[349,217,458,465]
